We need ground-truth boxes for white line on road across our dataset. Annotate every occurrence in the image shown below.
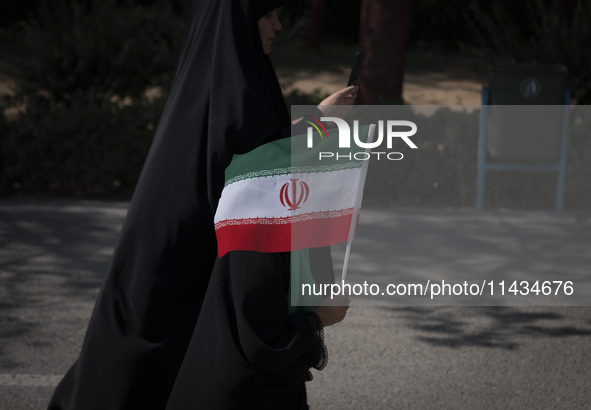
[0,374,62,387]
[0,202,129,216]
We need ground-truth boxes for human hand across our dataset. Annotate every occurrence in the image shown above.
[314,294,350,327]
[318,86,359,117]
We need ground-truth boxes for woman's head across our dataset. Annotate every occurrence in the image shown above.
[257,10,282,54]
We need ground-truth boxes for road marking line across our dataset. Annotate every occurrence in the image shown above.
[0,374,62,387]
[0,204,128,215]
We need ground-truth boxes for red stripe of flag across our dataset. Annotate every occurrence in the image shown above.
[216,212,353,257]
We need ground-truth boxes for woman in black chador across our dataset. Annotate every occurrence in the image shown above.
[49,0,356,409]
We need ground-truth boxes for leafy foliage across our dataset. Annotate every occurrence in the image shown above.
[2,94,164,197]
[1,0,187,197]
[18,0,186,104]
[467,0,591,104]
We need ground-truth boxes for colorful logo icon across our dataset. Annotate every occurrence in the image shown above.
[304,115,328,140]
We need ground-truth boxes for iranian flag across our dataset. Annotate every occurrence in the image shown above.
[214,126,374,262]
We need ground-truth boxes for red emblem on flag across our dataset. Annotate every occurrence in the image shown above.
[280,179,310,211]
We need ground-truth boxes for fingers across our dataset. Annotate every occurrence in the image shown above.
[342,85,359,94]
[319,86,358,105]
[332,294,350,306]
[320,294,350,307]
[315,291,351,327]
[337,86,358,95]
[329,93,355,106]
[315,302,349,327]
[317,85,360,117]
[339,85,358,104]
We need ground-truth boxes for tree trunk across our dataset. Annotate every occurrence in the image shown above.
[357,0,411,104]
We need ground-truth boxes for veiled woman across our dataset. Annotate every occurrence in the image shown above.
[49,1,356,409]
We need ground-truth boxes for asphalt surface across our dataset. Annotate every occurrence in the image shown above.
[0,201,590,410]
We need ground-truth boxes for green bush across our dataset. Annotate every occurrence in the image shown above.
[2,94,164,197]
[362,107,480,208]
[18,0,185,104]
[1,0,187,197]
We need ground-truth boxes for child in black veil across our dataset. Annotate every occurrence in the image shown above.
[49,1,357,409]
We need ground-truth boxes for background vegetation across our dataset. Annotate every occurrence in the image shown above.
[0,0,589,211]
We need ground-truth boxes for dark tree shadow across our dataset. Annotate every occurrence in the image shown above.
[385,306,591,350]
[0,202,125,364]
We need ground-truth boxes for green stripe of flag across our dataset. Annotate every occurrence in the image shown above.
[225,135,291,183]
[224,126,370,187]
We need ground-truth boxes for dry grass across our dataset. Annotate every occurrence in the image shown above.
[0,33,487,114]
[272,44,487,105]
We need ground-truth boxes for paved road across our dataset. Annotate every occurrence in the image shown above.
[0,201,590,409]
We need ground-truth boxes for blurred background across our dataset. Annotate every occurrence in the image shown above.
[0,0,589,211]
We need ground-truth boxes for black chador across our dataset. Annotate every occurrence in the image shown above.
[46,0,328,409]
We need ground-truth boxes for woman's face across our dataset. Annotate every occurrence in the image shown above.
[257,10,282,54]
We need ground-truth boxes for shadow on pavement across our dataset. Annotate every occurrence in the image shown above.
[0,203,125,367]
[387,306,591,350]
